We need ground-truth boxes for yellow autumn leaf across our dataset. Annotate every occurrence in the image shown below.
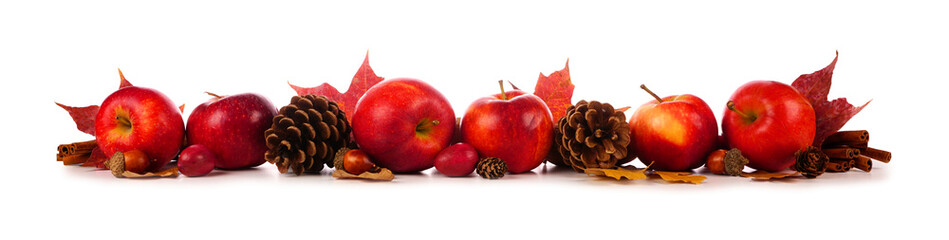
[740,171,800,180]
[653,171,706,184]
[122,167,179,178]
[583,167,647,180]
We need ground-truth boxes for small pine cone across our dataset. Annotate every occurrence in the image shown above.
[476,157,507,179]
[557,100,631,172]
[264,95,352,175]
[794,146,829,178]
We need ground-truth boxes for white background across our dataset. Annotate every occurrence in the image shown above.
[2,0,946,239]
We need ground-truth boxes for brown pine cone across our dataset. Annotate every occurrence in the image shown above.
[546,125,568,167]
[264,95,351,175]
[476,157,507,179]
[557,100,631,172]
[794,146,829,178]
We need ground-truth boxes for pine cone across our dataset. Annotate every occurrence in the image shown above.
[264,95,351,175]
[794,146,829,178]
[557,100,631,172]
[476,157,507,179]
[546,125,568,167]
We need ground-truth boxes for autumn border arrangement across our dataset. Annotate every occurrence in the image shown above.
[55,52,891,184]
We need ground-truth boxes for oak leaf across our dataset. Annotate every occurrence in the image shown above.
[583,166,647,180]
[791,52,870,147]
[289,52,384,117]
[533,60,575,122]
[652,171,706,184]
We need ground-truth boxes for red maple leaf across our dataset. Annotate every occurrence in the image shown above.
[289,52,384,117]
[791,52,871,147]
[56,69,133,135]
[79,147,109,169]
[533,60,575,122]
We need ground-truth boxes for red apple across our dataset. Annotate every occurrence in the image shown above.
[434,143,480,177]
[95,86,185,171]
[187,92,276,169]
[630,85,718,171]
[351,78,456,173]
[461,81,553,174]
[722,80,815,172]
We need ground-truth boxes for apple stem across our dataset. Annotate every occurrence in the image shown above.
[640,84,663,103]
[205,92,223,99]
[115,116,132,129]
[498,80,507,100]
[726,101,753,119]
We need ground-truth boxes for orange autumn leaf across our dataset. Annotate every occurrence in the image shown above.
[583,166,647,180]
[332,168,395,181]
[289,52,384,117]
[653,171,706,184]
[533,60,575,122]
[741,171,800,180]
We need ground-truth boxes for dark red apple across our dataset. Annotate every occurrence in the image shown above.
[434,143,480,177]
[186,92,276,169]
[95,86,185,172]
[722,80,815,172]
[351,78,456,173]
[630,85,718,171]
[461,81,553,174]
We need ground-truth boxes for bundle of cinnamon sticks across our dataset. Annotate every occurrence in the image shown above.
[56,140,97,165]
[821,130,891,172]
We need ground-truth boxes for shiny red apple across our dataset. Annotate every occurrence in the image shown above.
[95,86,185,171]
[186,92,276,169]
[461,81,553,174]
[630,85,718,171]
[351,78,456,173]
[722,80,815,172]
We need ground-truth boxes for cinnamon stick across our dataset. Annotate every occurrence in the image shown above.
[854,155,872,172]
[62,152,92,165]
[822,147,860,160]
[56,140,97,163]
[825,161,845,172]
[823,130,869,148]
[827,159,854,172]
[863,147,891,163]
[57,140,97,155]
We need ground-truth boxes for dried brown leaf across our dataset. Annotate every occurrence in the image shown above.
[583,166,647,180]
[740,171,800,180]
[121,167,179,178]
[332,168,395,181]
[653,171,706,184]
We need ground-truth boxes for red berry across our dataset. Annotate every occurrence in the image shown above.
[343,149,374,175]
[123,150,150,174]
[178,145,216,177]
[434,143,479,177]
